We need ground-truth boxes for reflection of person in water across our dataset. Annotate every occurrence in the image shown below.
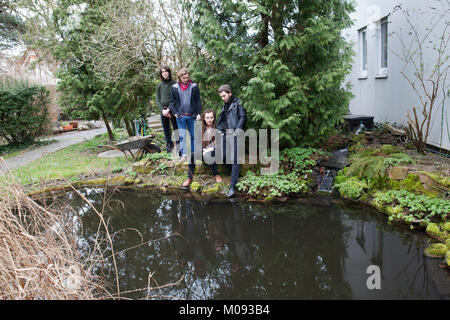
[206,208,226,253]
[185,200,212,278]
[169,199,189,269]
[227,202,253,273]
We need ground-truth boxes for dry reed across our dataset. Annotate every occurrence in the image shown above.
[0,166,183,300]
[0,173,110,299]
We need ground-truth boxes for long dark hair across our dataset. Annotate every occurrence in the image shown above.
[201,109,217,148]
[159,66,172,81]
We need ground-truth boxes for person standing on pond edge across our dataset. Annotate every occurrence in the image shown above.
[156,66,179,153]
[216,84,246,198]
[169,68,202,161]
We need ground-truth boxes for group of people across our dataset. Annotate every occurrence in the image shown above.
[155,67,246,197]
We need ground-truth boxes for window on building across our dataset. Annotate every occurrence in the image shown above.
[377,16,388,77]
[359,27,368,78]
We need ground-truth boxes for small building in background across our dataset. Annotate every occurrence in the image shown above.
[345,0,449,151]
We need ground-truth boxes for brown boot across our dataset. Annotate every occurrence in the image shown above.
[182,178,192,189]
[214,175,223,183]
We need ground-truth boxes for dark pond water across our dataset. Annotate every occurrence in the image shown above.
[57,188,450,300]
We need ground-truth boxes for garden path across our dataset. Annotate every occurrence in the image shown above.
[0,122,106,174]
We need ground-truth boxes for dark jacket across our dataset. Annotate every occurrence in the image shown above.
[217,96,246,133]
[156,79,176,111]
[169,82,202,118]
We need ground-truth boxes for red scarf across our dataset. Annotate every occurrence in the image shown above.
[179,80,191,91]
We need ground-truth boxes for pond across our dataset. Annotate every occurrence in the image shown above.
[57,188,450,300]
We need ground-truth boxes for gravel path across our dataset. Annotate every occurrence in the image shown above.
[0,123,107,174]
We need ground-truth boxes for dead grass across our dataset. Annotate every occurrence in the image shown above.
[0,169,112,299]
[0,169,183,300]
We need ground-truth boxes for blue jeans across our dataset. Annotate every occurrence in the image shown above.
[176,116,196,156]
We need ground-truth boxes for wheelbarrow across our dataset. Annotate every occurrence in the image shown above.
[99,134,161,161]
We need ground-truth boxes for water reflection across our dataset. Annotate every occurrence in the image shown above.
[55,189,449,300]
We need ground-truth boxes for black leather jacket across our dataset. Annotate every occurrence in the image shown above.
[217,96,246,133]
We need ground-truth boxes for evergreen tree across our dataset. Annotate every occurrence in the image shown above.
[188,0,355,148]
[21,0,155,139]
[0,0,25,50]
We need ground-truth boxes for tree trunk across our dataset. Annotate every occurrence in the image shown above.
[259,13,269,49]
[124,119,134,137]
[100,110,114,141]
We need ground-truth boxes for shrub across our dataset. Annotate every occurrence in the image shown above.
[374,190,450,224]
[280,147,324,175]
[334,177,368,200]
[0,80,51,145]
[236,171,309,198]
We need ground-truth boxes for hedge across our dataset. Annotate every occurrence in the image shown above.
[0,84,50,145]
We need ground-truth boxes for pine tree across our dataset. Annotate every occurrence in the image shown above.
[0,0,25,50]
[188,0,355,148]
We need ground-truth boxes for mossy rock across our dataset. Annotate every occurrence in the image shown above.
[132,159,153,174]
[417,171,450,192]
[370,195,385,212]
[424,243,448,258]
[124,177,135,185]
[134,177,142,185]
[426,223,441,238]
[190,181,202,193]
[202,183,221,196]
[159,176,184,188]
[419,220,429,228]
[446,251,450,267]
[385,206,403,216]
[446,239,450,250]
[444,222,450,232]
[84,178,108,186]
[387,166,409,180]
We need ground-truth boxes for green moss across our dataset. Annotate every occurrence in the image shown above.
[426,223,441,238]
[419,171,450,189]
[84,178,107,186]
[446,251,450,267]
[202,184,220,196]
[109,176,126,184]
[446,239,450,250]
[386,206,403,216]
[444,222,450,232]
[424,243,448,258]
[419,220,429,228]
[190,181,201,193]
[400,174,422,192]
[370,195,385,212]
[124,177,135,185]
[380,144,401,155]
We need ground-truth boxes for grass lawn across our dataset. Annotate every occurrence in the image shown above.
[1,131,135,186]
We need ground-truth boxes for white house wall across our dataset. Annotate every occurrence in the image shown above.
[345,0,449,151]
